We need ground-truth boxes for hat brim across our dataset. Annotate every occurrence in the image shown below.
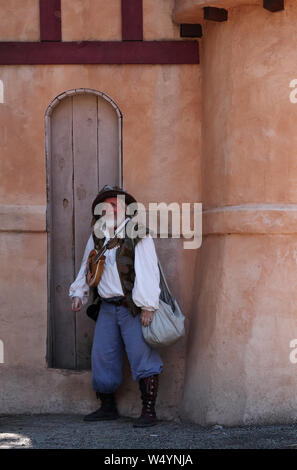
[92,190,137,214]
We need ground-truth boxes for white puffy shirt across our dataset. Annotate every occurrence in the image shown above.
[68,230,160,312]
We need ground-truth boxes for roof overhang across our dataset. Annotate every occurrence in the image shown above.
[173,0,282,23]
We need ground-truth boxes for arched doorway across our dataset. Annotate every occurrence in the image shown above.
[45,89,122,370]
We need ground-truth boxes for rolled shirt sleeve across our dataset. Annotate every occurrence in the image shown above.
[69,233,94,306]
[132,234,160,311]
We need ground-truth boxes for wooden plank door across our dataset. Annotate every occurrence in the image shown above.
[48,92,121,370]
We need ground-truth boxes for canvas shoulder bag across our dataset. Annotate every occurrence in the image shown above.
[141,256,186,348]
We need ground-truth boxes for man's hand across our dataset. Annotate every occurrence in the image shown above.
[140,309,155,327]
[71,296,82,312]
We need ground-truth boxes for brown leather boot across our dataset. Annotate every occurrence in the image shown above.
[83,392,119,422]
[133,375,159,428]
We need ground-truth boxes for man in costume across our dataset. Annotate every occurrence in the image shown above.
[69,185,163,427]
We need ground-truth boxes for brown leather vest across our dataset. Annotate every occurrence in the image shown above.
[91,223,151,317]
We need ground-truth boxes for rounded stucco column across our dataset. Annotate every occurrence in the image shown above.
[180,0,297,425]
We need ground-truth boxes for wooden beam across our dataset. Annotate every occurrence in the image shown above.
[204,7,228,22]
[263,0,284,12]
[0,41,199,65]
[180,24,202,38]
[39,0,62,41]
[121,0,143,41]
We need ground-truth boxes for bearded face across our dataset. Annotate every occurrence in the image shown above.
[101,196,126,231]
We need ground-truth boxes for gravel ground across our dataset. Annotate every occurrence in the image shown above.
[0,414,297,449]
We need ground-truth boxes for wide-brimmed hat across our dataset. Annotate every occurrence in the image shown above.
[91,184,137,217]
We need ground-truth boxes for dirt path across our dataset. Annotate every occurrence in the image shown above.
[0,414,297,449]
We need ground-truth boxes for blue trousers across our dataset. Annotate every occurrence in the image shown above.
[91,299,163,393]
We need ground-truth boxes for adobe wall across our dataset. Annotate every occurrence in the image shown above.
[0,0,201,418]
[180,0,297,425]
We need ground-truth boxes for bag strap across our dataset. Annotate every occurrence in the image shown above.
[157,256,177,311]
[157,257,173,298]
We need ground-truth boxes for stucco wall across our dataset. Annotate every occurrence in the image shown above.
[0,0,40,41]
[62,0,122,41]
[0,0,181,42]
[181,0,297,425]
[0,63,201,417]
[62,0,180,41]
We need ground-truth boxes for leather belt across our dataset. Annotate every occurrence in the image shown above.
[103,296,128,307]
